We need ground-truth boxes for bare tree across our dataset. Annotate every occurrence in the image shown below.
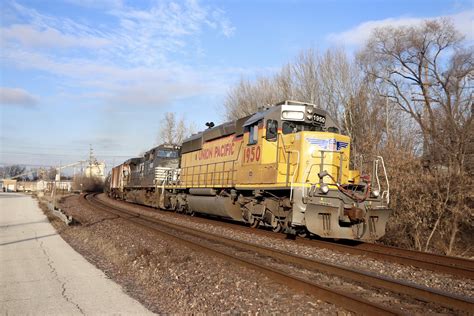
[224,67,294,120]
[359,18,473,255]
[224,47,364,127]
[0,165,26,178]
[359,18,473,171]
[158,112,195,145]
[292,48,319,104]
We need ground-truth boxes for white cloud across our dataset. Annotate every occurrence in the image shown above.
[328,10,474,46]
[105,82,207,107]
[64,0,123,10]
[0,87,38,107]
[1,1,237,108]
[4,1,235,66]
[210,8,235,37]
[1,24,110,49]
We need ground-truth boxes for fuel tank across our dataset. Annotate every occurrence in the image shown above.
[187,195,243,221]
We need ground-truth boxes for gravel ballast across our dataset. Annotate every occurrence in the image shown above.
[47,195,348,314]
[97,194,474,299]
[37,193,474,314]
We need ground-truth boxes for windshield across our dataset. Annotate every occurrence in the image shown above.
[157,150,179,158]
[282,121,328,134]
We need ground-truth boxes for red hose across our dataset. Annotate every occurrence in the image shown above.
[326,173,371,203]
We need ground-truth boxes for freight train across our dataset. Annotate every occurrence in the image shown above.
[109,100,391,241]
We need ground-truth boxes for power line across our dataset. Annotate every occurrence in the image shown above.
[0,162,55,168]
[0,151,134,158]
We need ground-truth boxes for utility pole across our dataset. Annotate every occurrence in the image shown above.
[89,144,93,178]
[53,161,60,210]
[80,160,84,193]
[385,97,390,144]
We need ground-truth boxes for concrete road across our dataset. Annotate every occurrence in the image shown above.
[0,193,154,315]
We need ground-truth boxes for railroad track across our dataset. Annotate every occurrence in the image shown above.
[82,193,473,314]
[99,194,474,279]
[299,238,474,279]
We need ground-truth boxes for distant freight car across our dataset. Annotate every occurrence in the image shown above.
[110,100,391,241]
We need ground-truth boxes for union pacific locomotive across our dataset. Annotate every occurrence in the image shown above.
[109,100,391,241]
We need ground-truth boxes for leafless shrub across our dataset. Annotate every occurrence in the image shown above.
[382,154,473,256]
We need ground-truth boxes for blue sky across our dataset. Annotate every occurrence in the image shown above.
[1,0,472,171]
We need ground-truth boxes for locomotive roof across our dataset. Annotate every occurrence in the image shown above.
[124,157,142,165]
[144,143,180,156]
[181,115,251,154]
[243,106,280,126]
[181,100,335,154]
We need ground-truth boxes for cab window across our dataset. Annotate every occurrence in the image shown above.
[282,121,301,134]
[266,120,278,141]
[249,123,258,145]
[157,149,178,158]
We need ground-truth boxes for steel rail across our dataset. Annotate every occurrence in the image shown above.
[83,193,397,315]
[295,238,474,280]
[86,194,473,313]
[354,242,474,272]
[103,194,474,279]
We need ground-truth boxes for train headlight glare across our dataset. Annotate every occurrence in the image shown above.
[306,114,312,120]
[372,189,380,198]
[307,108,313,114]
[320,184,329,194]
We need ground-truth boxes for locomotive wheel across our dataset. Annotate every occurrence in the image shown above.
[249,219,260,228]
[272,221,282,233]
[297,228,308,238]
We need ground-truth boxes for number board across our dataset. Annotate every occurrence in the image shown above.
[312,114,326,125]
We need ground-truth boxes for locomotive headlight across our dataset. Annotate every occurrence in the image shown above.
[371,189,380,198]
[282,111,304,120]
[320,184,329,194]
[306,108,313,114]
[306,114,312,120]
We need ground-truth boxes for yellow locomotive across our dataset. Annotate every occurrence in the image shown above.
[111,100,391,241]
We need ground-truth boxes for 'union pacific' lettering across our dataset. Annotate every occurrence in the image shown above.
[197,142,236,161]
[197,148,213,160]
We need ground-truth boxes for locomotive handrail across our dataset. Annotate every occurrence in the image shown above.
[287,149,300,202]
[375,156,390,205]
[310,150,346,185]
[179,159,238,188]
[299,151,347,202]
[176,142,243,189]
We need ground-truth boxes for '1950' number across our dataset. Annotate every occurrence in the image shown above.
[245,146,261,163]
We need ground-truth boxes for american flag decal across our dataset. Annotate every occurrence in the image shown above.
[306,137,348,151]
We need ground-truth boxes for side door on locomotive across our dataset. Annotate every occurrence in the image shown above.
[236,107,281,185]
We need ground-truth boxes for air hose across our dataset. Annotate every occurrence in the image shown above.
[318,171,371,203]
